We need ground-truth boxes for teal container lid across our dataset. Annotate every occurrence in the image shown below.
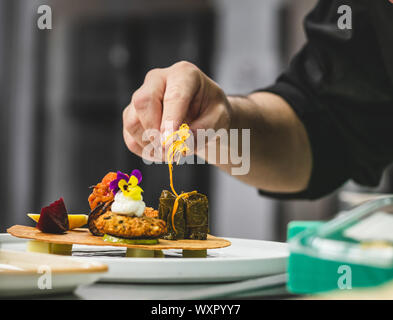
[286,196,393,294]
[287,221,325,240]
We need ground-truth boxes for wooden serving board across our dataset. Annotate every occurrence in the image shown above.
[7,225,231,250]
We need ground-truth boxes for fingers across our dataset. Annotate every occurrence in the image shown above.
[123,61,208,160]
[124,68,166,146]
[123,126,160,162]
[123,126,143,157]
[189,77,230,132]
[122,103,146,145]
[161,61,202,133]
[190,100,230,133]
[123,103,163,162]
[123,67,166,158]
[133,68,166,133]
[189,88,231,155]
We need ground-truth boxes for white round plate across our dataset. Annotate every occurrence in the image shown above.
[0,249,107,298]
[1,234,288,284]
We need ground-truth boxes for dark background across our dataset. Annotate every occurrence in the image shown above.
[1,0,392,239]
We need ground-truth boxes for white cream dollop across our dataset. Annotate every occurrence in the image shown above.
[111,191,145,217]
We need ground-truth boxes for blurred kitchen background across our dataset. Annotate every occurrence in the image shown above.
[1,0,392,239]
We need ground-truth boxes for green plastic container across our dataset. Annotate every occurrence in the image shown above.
[287,196,393,294]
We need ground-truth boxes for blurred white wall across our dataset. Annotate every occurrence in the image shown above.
[210,0,283,240]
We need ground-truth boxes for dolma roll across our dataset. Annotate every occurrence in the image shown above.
[158,190,209,240]
[158,190,185,240]
[184,193,209,240]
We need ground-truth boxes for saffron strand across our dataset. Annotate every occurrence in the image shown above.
[163,124,197,233]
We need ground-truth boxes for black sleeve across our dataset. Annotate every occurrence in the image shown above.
[257,0,393,200]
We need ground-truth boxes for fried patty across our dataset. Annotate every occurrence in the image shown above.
[143,207,159,218]
[94,211,167,239]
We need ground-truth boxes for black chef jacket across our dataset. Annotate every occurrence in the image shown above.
[258,0,393,200]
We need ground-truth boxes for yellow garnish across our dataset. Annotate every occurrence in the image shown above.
[163,124,197,232]
[27,213,88,230]
[118,175,143,200]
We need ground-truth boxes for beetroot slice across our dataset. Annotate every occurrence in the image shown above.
[36,197,69,234]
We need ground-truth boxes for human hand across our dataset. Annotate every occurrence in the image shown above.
[122,61,231,161]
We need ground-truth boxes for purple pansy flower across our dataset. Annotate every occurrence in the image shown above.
[109,170,142,195]
[130,169,142,184]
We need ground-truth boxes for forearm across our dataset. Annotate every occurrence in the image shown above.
[215,91,312,193]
